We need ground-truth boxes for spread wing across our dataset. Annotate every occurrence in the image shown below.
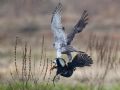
[67,10,88,45]
[68,52,93,69]
[51,3,67,57]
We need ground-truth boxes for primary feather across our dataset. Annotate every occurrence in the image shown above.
[68,52,93,69]
[67,10,89,45]
[51,3,67,58]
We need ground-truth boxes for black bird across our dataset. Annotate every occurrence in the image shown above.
[51,52,93,85]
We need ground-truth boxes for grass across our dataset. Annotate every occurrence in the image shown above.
[0,82,120,90]
[0,1,119,89]
[0,32,120,90]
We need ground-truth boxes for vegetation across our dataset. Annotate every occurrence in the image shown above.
[0,82,120,90]
[0,1,120,90]
[0,33,118,90]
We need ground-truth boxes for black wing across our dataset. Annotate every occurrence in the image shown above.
[67,10,88,45]
[68,52,93,69]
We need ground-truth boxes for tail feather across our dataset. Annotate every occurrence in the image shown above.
[68,52,93,69]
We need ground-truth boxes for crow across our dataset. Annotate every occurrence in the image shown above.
[51,52,93,85]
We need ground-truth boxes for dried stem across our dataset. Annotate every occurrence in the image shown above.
[43,58,49,80]
[14,37,19,78]
[28,46,32,81]
[40,48,46,76]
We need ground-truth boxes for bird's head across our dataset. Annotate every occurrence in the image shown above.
[50,58,66,71]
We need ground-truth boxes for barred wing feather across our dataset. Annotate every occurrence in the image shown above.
[68,52,93,69]
[67,10,88,45]
[51,3,67,57]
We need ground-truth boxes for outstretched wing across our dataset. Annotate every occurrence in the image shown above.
[67,10,88,45]
[68,52,93,69]
[51,3,67,57]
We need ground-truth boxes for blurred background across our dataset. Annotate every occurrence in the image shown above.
[0,0,120,88]
[0,0,120,43]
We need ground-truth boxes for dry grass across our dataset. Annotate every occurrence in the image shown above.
[0,31,119,90]
[0,1,119,89]
[70,32,120,89]
[6,32,119,84]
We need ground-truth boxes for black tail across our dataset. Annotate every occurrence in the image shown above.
[68,52,93,69]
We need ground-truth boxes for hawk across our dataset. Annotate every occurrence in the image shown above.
[51,3,88,61]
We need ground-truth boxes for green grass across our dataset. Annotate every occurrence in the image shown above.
[0,82,120,90]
